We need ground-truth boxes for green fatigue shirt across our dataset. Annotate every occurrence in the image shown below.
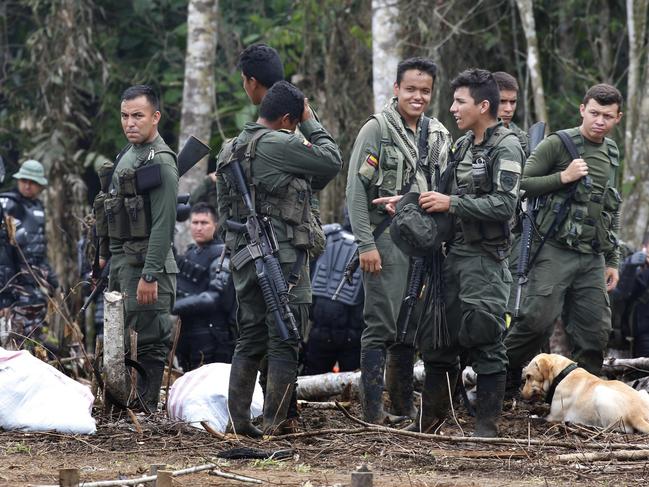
[215,119,342,304]
[346,115,451,254]
[105,134,179,277]
[448,122,524,258]
[509,122,530,157]
[521,128,621,267]
[189,175,218,208]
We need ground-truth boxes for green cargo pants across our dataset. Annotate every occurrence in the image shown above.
[108,254,176,363]
[360,232,410,350]
[504,242,611,374]
[231,258,309,363]
[420,251,511,375]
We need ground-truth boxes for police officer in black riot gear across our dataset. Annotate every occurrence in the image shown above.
[305,219,364,374]
[174,203,236,371]
[0,159,59,351]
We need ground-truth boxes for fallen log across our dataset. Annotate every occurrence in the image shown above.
[296,362,425,400]
[602,356,649,374]
[555,449,649,463]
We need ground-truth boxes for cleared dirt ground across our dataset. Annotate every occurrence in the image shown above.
[2,397,649,487]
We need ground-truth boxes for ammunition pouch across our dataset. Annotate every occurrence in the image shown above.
[104,195,130,239]
[118,168,137,196]
[124,195,149,238]
[97,162,115,193]
[459,217,511,261]
[596,187,622,255]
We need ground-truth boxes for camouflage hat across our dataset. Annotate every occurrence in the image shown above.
[390,192,452,257]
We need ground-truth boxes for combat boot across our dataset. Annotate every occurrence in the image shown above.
[227,355,263,438]
[474,372,506,438]
[385,344,417,418]
[262,358,298,435]
[360,348,387,424]
[407,365,458,433]
[137,357,165,413]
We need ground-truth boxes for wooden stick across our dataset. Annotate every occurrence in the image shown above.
[129,328,138,405]
[126,408,143,435]
[200,420,227,440]
[555,449,649,463]
[297,400,351,410]
[163,317,182,413]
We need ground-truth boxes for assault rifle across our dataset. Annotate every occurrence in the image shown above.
[225,160,301,341]
[396,256,426,342]
[513,121,546,318]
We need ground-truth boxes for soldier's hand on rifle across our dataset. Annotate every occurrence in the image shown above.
[419,191,450,213]
[137,278,158,305]
[359,249,382,274]
[372,195,402,216]
[560,158,588,184]
[605,266,619,292]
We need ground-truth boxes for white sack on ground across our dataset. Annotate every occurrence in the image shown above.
[0,347,96,434]
[167,362,263,432]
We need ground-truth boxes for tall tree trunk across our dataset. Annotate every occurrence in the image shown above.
[515,0,549,126]
[372,0,400,113]
[621,0,649,246]
[176,0,218,250]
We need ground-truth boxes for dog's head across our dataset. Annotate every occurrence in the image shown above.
[521,353,560,400]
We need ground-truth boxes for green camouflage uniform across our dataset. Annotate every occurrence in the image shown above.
[100,134,179,365]
[505,128,621,374]
[419,123,523,375]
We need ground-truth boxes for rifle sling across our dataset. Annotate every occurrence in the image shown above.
[528,130,581,269]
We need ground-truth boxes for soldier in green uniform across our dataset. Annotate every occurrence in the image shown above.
[378,69,524,436]
[190,44,285,208]
[346,57,452,424]
[216,81,341,436]
[505,84,623,378]
[95,85,179,412]
[493,72,530,157]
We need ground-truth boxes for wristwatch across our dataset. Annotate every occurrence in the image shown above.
[142,274,157,283]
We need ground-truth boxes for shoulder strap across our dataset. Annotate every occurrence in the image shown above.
[373,113,391,147]
[605,137,619,186]
[556,130,581,160]
[231,128,273,164]
[107,143,131,192]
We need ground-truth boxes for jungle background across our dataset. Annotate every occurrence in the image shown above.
[1,0,648,297]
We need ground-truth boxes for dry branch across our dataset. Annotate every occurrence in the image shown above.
[555,449,649,462]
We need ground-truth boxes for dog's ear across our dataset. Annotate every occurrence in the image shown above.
[534,354,552,380]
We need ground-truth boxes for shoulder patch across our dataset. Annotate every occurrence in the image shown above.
[366,153,378,168]
[500,171,518,192]
[499,159,521,174]
[303,138,313,148]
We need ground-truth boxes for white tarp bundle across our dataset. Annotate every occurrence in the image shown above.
[0,347,96,434]
[167,362,263,432]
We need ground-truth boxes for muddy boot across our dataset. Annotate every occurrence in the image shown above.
[385,344,417,418]
[407,365,458,432]
[474,372,506,438]
[137,358,165,413]
[360,348,387,424]
[227,355,263,438]
[504,367,522,400]
[262,358,297,435]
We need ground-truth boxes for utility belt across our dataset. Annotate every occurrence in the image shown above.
[534,182,621,254]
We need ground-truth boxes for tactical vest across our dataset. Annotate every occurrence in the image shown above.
[311,223,363,306]
[94,144,176,245]
[366,113,432,227]
[447,126,518,260]
[220,129,317,252]
[177,241,223,298]
[533,128,620,255]
[0,191,47,263]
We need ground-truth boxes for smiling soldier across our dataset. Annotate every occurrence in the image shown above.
[505,84,624,380]
[346,57,451,424]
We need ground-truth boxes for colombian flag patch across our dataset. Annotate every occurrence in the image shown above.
[366,154,378,167]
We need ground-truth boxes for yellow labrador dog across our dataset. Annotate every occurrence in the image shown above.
[522,353,649,433]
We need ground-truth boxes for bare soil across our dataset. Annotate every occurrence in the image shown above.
[1,398,648,487]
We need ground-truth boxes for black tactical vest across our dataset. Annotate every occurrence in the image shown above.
[176,241,223,298]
